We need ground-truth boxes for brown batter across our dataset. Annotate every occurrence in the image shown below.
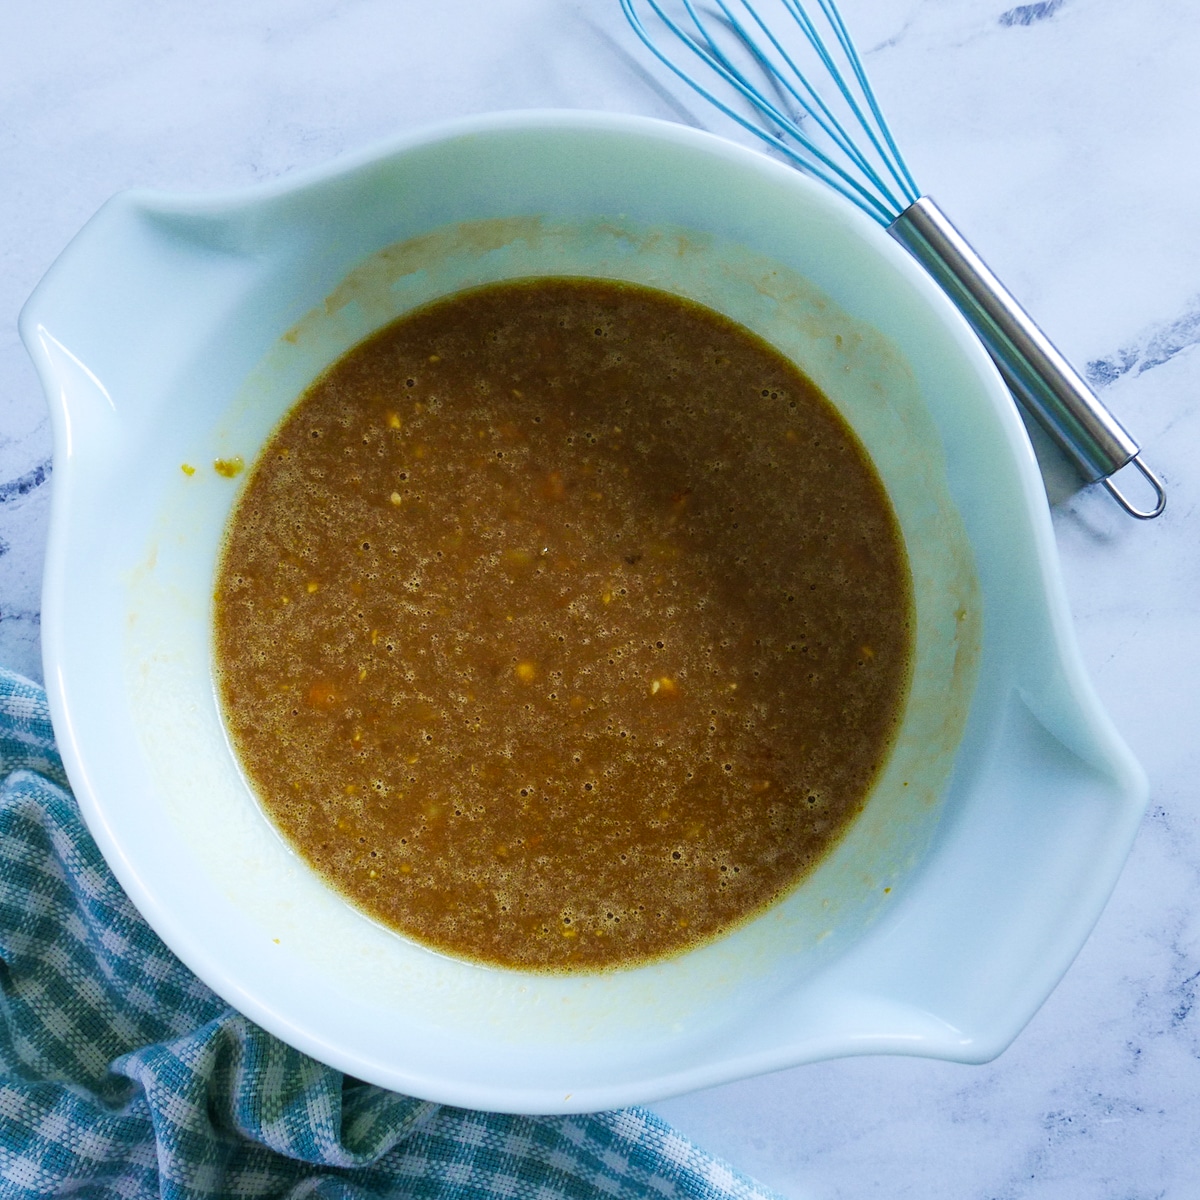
[214,278,912,971]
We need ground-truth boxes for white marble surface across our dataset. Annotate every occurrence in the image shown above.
[2,0,1198,1195]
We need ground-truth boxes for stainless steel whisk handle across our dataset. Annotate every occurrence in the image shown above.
[889,197,1165,519]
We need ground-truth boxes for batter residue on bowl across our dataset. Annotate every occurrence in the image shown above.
[214,278,912,971]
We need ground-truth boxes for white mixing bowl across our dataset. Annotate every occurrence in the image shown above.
[21,111,1146,1113]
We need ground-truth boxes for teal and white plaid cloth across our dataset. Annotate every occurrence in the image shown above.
[0,667,782,1200]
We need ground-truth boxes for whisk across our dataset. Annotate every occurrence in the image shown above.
[621,0,1165,519]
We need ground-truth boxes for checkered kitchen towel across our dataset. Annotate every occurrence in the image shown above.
[0,667,782,1200]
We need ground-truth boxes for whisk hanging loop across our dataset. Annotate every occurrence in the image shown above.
[621,0,1164,518]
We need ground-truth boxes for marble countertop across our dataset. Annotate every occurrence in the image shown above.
[3,0,1197,1195]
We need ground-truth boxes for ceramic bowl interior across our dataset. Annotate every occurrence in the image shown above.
[22,112,1146,1113]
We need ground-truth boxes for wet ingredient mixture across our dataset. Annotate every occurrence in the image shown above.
[214,278,912,971]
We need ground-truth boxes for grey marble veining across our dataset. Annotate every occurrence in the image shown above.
[1088,299,1200,387]
[3,0,1198,1195]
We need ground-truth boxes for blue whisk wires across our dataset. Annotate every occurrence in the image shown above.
[620,0,920,224]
